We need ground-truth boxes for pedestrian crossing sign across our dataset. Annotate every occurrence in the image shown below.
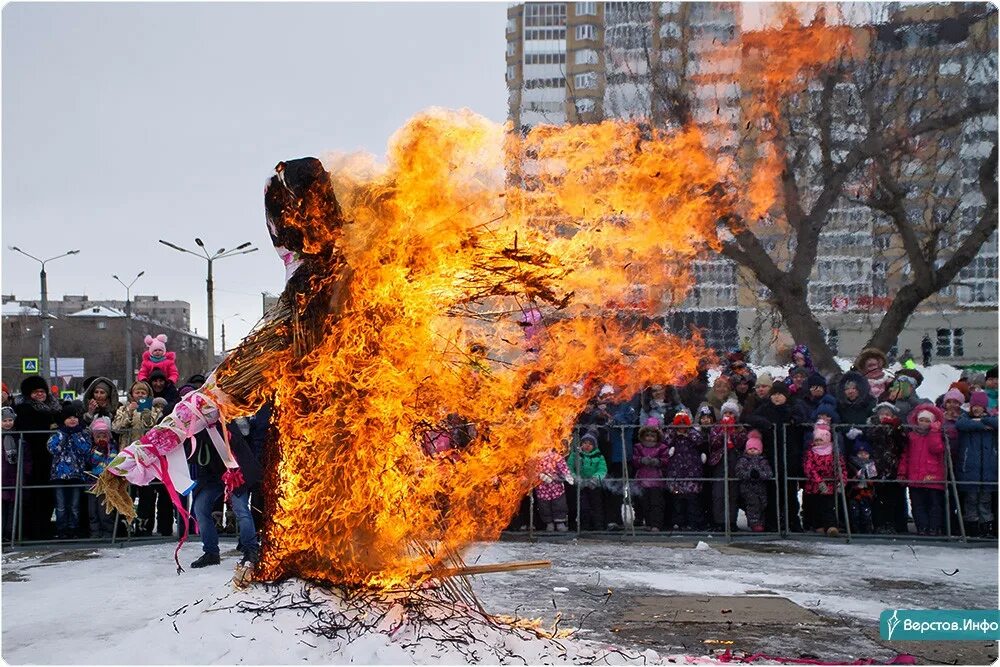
[59,390,76,400]
[22,358,38,373]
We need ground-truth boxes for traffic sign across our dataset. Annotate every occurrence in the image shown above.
[59,390,77,400]
[22,358,38,373]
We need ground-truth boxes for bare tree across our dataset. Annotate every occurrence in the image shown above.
[711,4,998,372]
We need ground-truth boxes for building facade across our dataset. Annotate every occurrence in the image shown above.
[506,2,998,365]
[32,294,193,332]
[2,300,207,393]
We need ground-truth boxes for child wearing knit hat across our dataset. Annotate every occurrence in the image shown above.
[633,420,670,531]
[802,423,846,536]
[664,410,707,530]
[707,402,745,531]
[87,417,118,538]
[955,391,999,537]
[847,439,878,533]
[899,403,947,535]
[1,406,17,540]
[734,430,772,532]
[566,430,608,531]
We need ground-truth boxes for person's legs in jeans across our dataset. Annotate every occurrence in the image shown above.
[193,481,223,555]
[53,483,69,537]
[229,489,257,561]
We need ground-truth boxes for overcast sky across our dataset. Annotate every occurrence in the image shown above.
[3,2,508,351]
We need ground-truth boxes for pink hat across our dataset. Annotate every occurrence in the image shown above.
[970,391,990,409]
[144,334,168,357]
[813,424,832,445]
[90,416,112,434]
[943,388,966,404]
[745,430,764,454]
[645,416,662,427]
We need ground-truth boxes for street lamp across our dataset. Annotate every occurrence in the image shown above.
[158,238,257,370]
[112,271,145,387]
[220,313,248,354]
[8,246,81,381]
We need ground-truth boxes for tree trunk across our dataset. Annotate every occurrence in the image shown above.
[769,284,839,376]
[865,284,926,355]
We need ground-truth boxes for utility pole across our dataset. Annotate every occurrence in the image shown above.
[9,247,80,380]
[113,271,144,387]
[158,238,257,371]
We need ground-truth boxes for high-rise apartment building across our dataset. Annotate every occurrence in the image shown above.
[506,2,997,364]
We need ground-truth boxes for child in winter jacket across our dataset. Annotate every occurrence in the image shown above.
[137,334,179,384]
[46,401,93,539]
[632,421,670,530]
[534,449,574,532]
[899,404,947,535]
[802,423,846,536]
[847,439,878,534]
[87,417,118,537]
[707,400,745,530]
[864,402,908,533]
[956,391,998,537]
[566,431,608,531]
[1,406,23,540]
[734,430,772,532]
[664,411,706,530]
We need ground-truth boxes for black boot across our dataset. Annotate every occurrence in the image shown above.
[190,552,221,568]
[980,522,994,539]
[966,521,979,538]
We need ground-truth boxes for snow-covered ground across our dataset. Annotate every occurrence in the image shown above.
[3,537,996,664]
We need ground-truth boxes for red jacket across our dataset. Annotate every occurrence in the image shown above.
[898,404,946,490]
[137,351,179,384]
[803,446,846,495]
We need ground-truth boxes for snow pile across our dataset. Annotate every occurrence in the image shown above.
[1,545,716,665]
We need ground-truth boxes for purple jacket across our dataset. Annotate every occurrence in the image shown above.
[664,428,705,494]
[632,441,670,488]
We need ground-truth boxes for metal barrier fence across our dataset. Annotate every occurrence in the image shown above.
[1,428,230,548]
[519,421,998,544]
[3,419,996,548]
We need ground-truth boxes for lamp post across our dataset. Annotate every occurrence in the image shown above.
[158,238,257,371]
[220,313,247,354]
[113,271,145,387]
[9,247,80,381]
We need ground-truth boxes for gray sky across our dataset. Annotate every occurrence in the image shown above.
[3,1,507,351]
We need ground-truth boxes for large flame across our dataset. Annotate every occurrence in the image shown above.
[247,15,855,589]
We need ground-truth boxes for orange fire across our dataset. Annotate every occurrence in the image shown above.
[247,16,856,590]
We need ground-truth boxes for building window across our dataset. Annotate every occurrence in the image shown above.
[936,328,964,358]
[575,98,596,113]
[506,18,517,34]
[524,52,566,65]
[574,71,597,89]
[575,49,598,65]
[506,41,516,57]
[524,77,567,89]
[97,321,107,330]
[575,2,597,16]
[576,24,597,41]
[506,65,516,81]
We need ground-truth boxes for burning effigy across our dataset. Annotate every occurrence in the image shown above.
[91,12,856,593]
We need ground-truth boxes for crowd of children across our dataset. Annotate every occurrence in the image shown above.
[532,348,999,537]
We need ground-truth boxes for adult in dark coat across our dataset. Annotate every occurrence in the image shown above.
[186,420,262,567]
[836,371,877,428]
[147,368,181,415]
[743,382,806,532]
[13,376,60,539]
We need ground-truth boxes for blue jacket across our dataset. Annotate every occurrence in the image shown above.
[46,428,93,481]
[955,415,998,484]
